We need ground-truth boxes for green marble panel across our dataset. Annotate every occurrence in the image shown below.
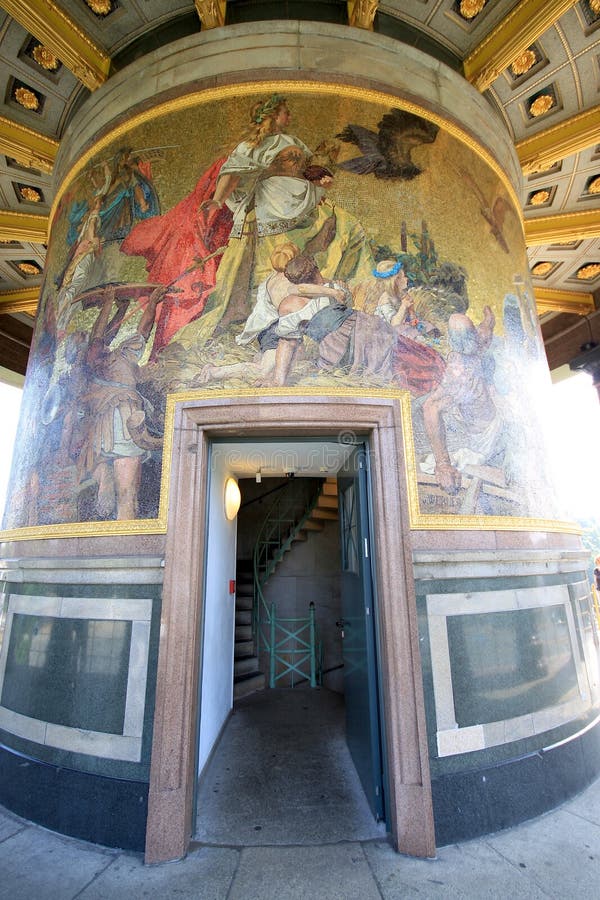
[2,614,131,734]
[447,606,579,727]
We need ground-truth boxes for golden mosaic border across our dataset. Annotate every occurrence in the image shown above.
[50,80,524,231]
[0,388,580,542]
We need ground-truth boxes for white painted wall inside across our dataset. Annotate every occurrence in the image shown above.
[198,451,237,775]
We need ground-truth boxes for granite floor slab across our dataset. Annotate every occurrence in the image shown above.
[0,825,117,900]
[195,688,386,846]
[1,761,600,898]
[77,845,240,900]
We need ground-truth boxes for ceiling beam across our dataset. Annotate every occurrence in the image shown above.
[0,314,33,376]
[0,209,48,243]
[516,106,600,174]
[524,209,600,245]
[348,1,379,30]
[0,287,39,315]
[0,116,58,174]
[0,0,110,90]
[194,1,226,29]
[534,287,595,316]
[463,0,577,92]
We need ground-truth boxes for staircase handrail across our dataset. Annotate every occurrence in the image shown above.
[252,478,322,640]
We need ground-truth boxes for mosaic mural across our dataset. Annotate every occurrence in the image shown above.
[1,89,562,531]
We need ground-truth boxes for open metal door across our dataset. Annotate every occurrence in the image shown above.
[337,443,384,821]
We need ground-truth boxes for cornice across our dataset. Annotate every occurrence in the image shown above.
[0,115,58,173]
[0,0,111,91]
[516,106,600,174]
[524,208,600,245]
[0,209,48,243]
[0,286,39,314]
[533,287,595,316]
[464,0,577,92]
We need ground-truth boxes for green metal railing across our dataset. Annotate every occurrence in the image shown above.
[252,478,323,688]
[268,601,321,688]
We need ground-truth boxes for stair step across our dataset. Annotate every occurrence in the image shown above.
[236,582,253,594]
[317,495,338,509]
[235,594,253,610]
[304,519,324,531]
[235,639,255,657]
[235,609,252,625]
[291,530,307,542]
[322,482,338,496]
[235,624,252,641]
[311,508,338,520]
[234,654,260,676]
[234,671,265,699]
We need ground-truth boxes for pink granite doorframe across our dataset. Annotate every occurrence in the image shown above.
[145,395,435,863]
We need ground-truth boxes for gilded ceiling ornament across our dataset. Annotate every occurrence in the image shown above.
[348,1,379,29]
[531,262,554,277]
[459,0,486,20]
[194,1,225,28]
[17,262,41,275]
[19,186,42,202]
[529,94,554,117]
[588,176,600,194]
[85,0,112,14]
[510,50,536,77]
[577,264,600,280]
[590,0,600,15]
[529,190,550,205]
[14,86,39,111]
[32,45,59,71]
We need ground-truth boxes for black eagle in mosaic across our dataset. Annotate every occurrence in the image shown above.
[336,109,439,180]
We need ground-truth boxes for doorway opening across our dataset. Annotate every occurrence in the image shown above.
[194,438,386,845]
[146,394,435,864]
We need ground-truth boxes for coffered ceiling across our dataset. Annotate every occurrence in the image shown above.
[0,0,599,376]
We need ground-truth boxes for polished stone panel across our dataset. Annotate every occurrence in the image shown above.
[447,606,579,727]
[421,575,598,759]
[0,742,149,851]
[1,614,131,734]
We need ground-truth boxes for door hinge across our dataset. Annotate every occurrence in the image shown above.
[366,606,370,615]
[364,537,369,558]
[375,786,380,796]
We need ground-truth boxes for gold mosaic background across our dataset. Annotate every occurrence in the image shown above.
[1,88,564,535]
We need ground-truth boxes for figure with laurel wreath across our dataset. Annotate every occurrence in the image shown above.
[121,94,374,358]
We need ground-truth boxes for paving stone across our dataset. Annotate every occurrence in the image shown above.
[484,807,600,900]
[0,808,26,843]
[0,827,116,900]
[364,839,548,899]
[228,843,381,900]
[562,775,600,827]
[78,845,239,900]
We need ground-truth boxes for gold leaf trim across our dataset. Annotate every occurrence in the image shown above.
[0,388,581,541]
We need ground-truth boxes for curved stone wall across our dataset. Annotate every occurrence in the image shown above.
[0,26,597,857]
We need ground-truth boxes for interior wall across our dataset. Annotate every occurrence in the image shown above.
[263,515,344,692]
[197,451,237,775]
[236,477,289,560]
